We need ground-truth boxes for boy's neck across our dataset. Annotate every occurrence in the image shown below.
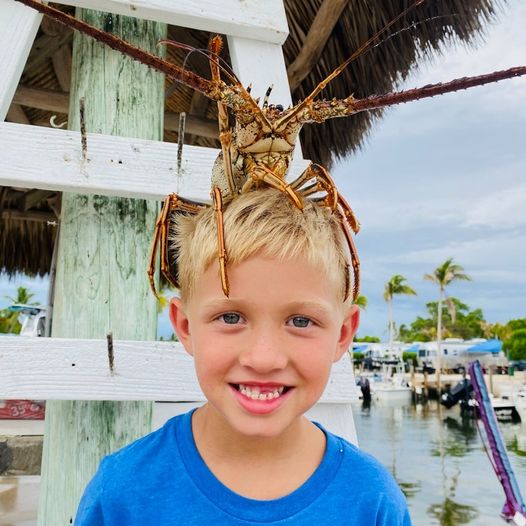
[191,404,326,499]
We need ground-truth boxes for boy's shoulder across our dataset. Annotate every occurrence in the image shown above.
[100,410,187,482]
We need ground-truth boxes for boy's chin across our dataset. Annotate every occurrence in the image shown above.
[222,407,313,441]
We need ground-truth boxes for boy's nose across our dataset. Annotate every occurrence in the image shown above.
[238,329,288,372]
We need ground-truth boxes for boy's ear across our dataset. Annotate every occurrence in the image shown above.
[169,297,193,356]
[334,304,360,363]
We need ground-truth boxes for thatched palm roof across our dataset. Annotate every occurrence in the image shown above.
[2,0,502,277]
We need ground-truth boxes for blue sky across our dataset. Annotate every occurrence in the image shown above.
[332,0,526,338]
[1,1,525,340]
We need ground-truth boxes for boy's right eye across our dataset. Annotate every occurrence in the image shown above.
[219,312,242,324]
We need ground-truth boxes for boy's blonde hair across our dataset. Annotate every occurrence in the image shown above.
[170,188,354,306]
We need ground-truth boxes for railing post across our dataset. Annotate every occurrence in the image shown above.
[37,10,166,523]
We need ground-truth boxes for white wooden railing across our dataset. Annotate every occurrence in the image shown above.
[0,0,358,444]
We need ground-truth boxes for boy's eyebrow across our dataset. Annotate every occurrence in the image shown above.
[202,299,333,314]
[284,300,332,311]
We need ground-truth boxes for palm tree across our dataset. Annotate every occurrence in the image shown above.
[354,294,368,310]
[384,275,417,350]
[424,259,471,389]
[5,286,36,306]
[1,286,38,334]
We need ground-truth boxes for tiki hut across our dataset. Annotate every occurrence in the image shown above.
[1,0,502,279]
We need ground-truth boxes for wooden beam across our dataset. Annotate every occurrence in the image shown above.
[0,336,358,402]
[0,122,310,201]
[1,209,56,222]
[40,15,73,91]
[42,0,289,44]
[163,110,217,138]
[20,189,57,211]
[25,28,73,72]
[52,45,73,92]
[13,85,219,138]
[287,0,349,90]
[5,103,30,124]
[37,10,166,523]
[0,2,41,120]
[13,85,70,114]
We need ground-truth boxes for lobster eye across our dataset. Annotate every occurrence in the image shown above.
[275,104,284,112]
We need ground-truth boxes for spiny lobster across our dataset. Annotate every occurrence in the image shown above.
[15,0,526,302]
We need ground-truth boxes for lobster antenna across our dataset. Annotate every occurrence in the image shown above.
[262,85,274,109]
[306,0,426,101]
[159,39,241,86]
[14,0,214,95]
[278,0,425,128]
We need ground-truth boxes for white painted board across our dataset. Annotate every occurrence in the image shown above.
[0,336,360,402]
[0,122,310,200]
[41,0,289,44]
[0,1,41,120]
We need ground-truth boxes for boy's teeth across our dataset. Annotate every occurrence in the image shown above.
[238,384,285,400]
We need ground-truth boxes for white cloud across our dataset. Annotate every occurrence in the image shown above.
[463,182,526,229]
[468,268,526,285]
[391,232,526,269]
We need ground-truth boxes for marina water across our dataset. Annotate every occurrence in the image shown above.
[352,399,526,525]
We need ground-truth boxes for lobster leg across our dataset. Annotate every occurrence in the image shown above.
[148,194,207,298]
[291,164,361,302]
[209,37,237,197]
[339,215,361,302]
[212,187,230,297]
[148,194,175,298]
[241,165,304,210]
[305,164,360,233]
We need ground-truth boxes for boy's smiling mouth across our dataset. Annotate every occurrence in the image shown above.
[232,384,290,400]
[229,383,293,412]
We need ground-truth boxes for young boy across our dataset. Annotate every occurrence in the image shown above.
[75,188,411,525]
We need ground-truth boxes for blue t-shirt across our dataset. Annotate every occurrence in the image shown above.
[76,410,411,525]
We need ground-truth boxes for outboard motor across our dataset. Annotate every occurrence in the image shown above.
[441,378,473,409]
[359,376,371,402]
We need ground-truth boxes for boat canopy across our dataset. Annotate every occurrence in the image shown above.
[353,344,369,353]
[405,344,420,353]
[466,339,503,354]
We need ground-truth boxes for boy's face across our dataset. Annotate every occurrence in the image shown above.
[169,254,359,439]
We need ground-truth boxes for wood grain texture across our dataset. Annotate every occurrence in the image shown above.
[37,10,166,524]
[0,336,359,402]
[49,0,289,44]
[5,103,30,124]
[0,122,311,200]
[0,1,41,120]
[13,85,219,137]
[288,0,350,90]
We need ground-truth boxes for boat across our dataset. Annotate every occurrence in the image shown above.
[370,363,412,403]
[514,387,526,423]
[441,377,517,421]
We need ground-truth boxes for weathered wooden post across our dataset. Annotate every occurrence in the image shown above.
[38,10,166,523]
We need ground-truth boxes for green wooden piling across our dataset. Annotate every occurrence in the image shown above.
[38,11,166,524]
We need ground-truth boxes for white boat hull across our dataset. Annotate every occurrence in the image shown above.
[514,391,526,423]
[372,387,413,403]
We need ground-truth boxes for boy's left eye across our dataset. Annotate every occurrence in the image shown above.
[219,312,242,324]
[288,316,312,328]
